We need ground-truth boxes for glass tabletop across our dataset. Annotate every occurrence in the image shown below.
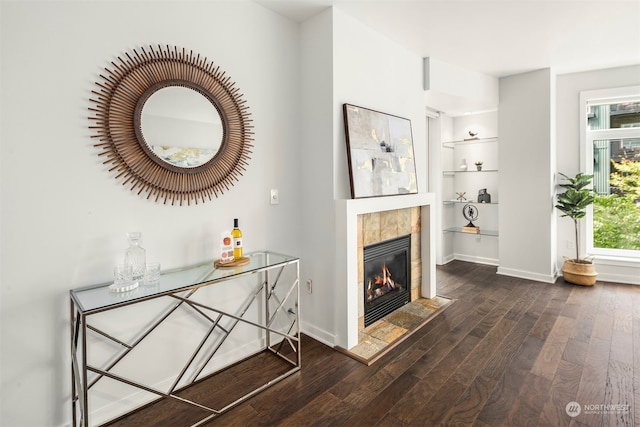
[70,251,298,314]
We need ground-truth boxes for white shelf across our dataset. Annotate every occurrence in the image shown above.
[443,169,498,175]
[442,136,498,147]
[444,226,499,237]
[444,200,498,205]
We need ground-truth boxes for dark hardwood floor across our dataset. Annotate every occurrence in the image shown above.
[112,261,639,426]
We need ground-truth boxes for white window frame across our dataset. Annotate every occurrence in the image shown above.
[580,86,640,260]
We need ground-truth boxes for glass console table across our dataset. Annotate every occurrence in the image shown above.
[70,251,300,427]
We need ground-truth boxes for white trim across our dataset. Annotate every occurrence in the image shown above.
[453,253,498,266]
[580,85,640,263]
[438,253,456,265]
[497,267,557,284]
[335,192,436,350]
[300,322,336,347]
[581,86,640,105]
[425,107,440,119]
[590,247,640,259]
[580,85,640,172]
[594,254,640,265]
[592,255,640,285]
[592,272,640,285]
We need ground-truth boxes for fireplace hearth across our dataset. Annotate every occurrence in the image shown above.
[363,234,411,327]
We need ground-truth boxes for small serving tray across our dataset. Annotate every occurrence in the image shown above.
[214,257,250,268]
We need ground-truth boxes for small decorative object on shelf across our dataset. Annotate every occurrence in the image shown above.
[462,203,480,233]
[459,158,468,170]
[477,188,492,203]
[456,192,467,201]
[465,131,479,140]
[475,161,483,171]
[124,232,146,286]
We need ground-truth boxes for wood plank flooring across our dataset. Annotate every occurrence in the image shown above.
[110,261,639,426]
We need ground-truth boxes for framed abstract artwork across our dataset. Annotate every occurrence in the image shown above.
[343,104,418,198]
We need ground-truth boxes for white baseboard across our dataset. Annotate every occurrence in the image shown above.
[300,321,335,347]
[453,253,499,266]
[556,267,640,285]
[438,253,456,265]
[595,272,640,285]
[592,257,640,285]
[497,266,556,283]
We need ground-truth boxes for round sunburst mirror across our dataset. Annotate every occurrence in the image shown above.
[89,45,253,205]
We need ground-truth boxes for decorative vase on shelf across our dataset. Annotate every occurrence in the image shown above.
[124,232,146,285]
[459,158,468,171]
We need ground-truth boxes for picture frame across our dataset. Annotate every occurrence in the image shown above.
[343,104,418,198]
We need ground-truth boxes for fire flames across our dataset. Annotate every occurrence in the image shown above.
[366,263,402,302]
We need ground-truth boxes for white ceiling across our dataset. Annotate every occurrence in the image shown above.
[255,0,640,78]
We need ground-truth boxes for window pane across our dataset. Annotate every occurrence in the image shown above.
[588,102,640,130]
[592,138,640,250]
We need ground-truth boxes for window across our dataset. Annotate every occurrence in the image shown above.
[581,87,640,259]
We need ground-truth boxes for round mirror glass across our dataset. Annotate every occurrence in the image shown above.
[140,86,223,168]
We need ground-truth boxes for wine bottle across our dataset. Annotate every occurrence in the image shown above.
[231,218,243,259]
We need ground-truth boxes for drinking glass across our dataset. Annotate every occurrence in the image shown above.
[144,262,161,285]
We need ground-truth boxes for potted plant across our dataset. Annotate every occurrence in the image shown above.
[555,172,597,285]
[475,161,483,171]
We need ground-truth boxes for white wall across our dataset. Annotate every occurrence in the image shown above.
[0,2,302,425]
[298,7,427,347]
[332,9,426,348]
[298,9,336,344]
[556,65,640,284]
[498,69,557,283]
[332,9,426,198]
[424,57,499,116]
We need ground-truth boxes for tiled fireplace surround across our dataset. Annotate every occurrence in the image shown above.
[335,193,436,350]
[357,207,422,331]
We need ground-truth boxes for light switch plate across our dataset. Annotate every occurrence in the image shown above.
[270,189,279,205]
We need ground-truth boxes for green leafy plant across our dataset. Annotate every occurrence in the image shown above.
[593,157,640,250]
[593,194,640,250]
[555,172,595,263]
[610,158,640,201]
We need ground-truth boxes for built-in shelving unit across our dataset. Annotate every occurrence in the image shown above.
[433,111,499,266]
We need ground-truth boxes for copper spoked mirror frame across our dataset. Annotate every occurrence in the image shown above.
[89,45,253,205]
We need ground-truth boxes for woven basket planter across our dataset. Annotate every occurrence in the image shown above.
[562,258,597,286]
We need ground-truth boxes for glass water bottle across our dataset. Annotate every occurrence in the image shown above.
[124,232,146,285]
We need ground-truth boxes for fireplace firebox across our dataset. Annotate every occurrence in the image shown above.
[363,234,411,327]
